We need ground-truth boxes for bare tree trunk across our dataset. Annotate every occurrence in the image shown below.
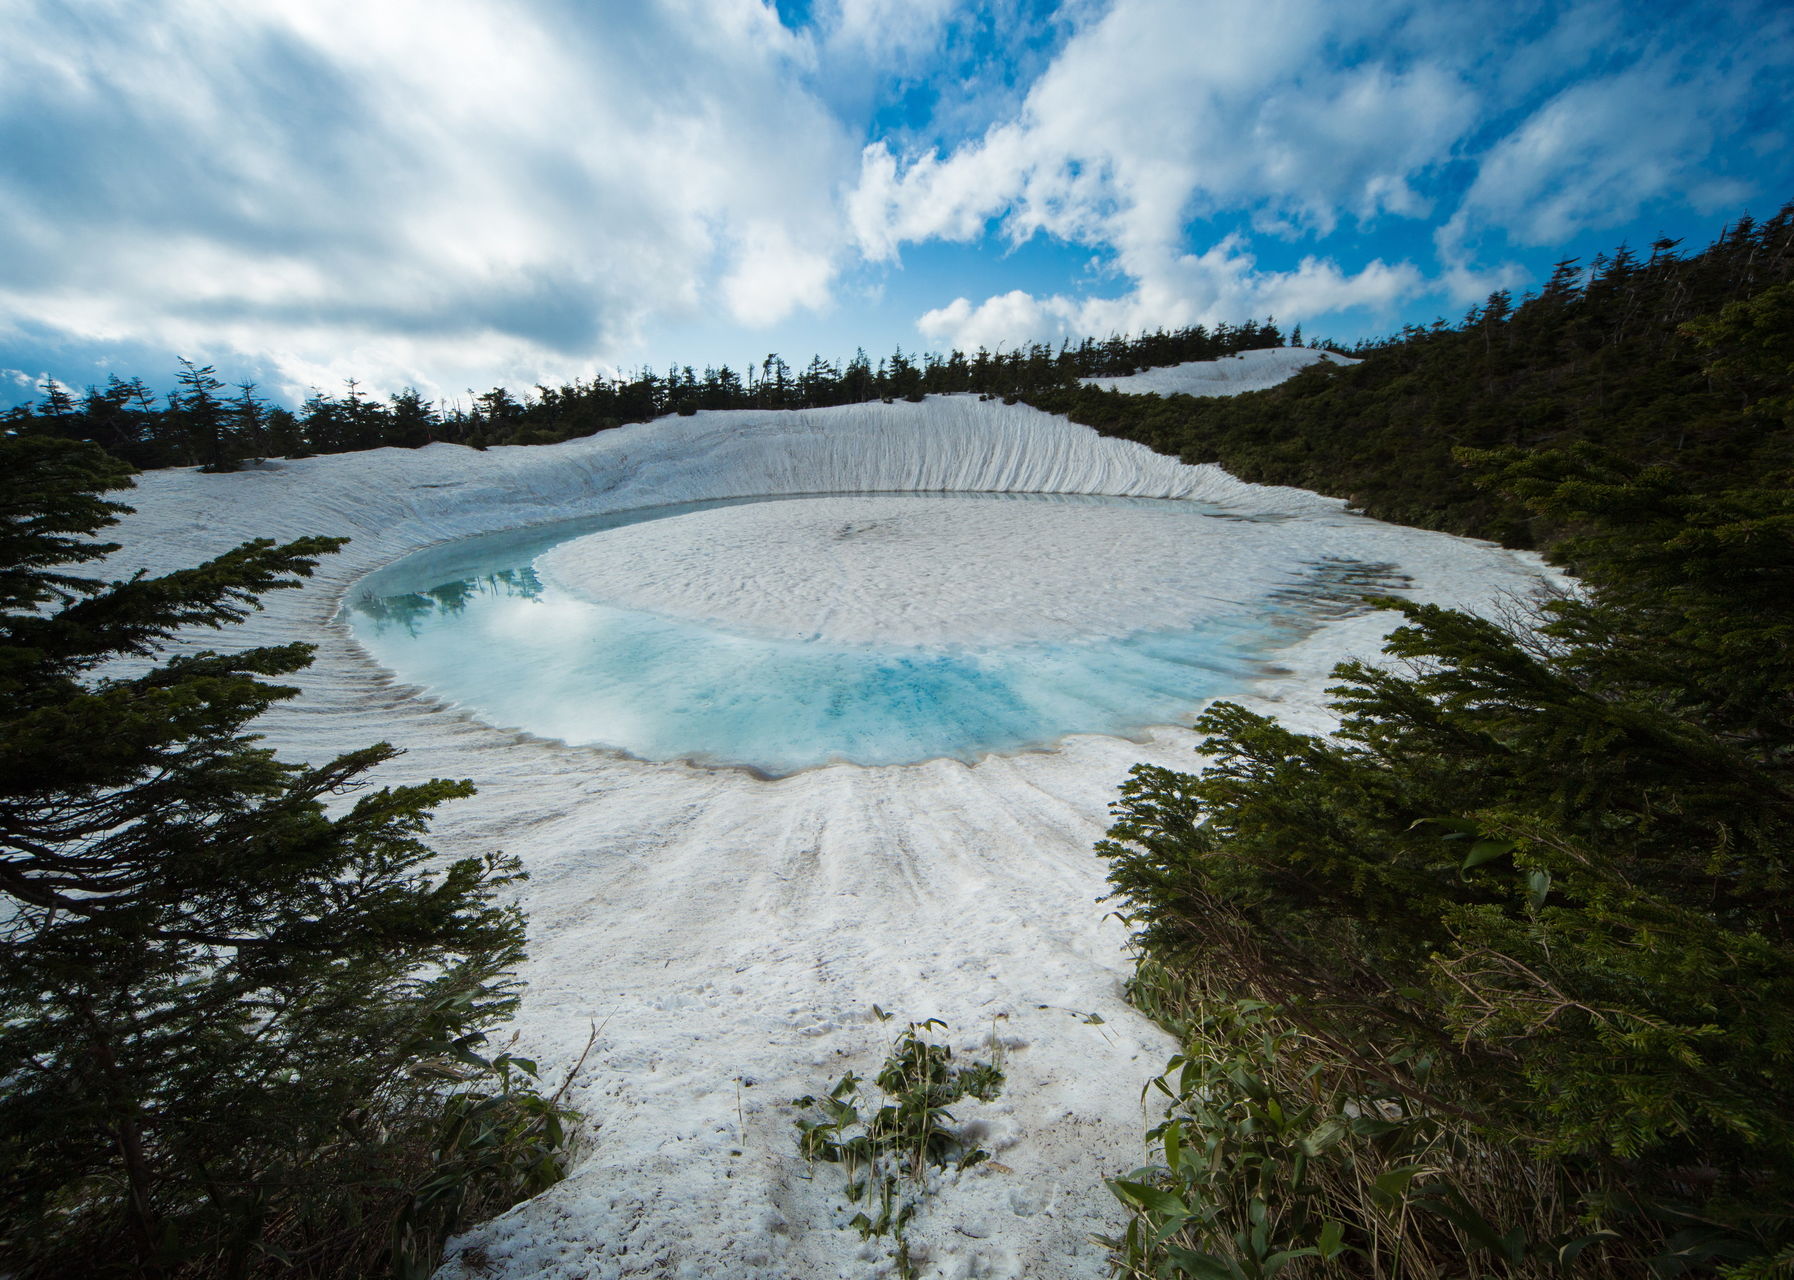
[77,998,164,1277]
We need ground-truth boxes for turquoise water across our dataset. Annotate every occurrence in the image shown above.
[346,494,1371,775]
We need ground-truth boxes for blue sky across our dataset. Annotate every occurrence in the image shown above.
[2,0,1791,408]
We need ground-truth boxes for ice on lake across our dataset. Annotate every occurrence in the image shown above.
[347,492,1405,775]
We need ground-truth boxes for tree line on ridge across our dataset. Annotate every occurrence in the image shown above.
[4,321,1290,471]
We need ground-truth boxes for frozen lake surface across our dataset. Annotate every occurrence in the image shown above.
[348,492,1403,774]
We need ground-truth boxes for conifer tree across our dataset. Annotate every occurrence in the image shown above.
[387,387,441,448]
[227,381,271,462]
[37,377,75,419]
[0,436,567,1278]
[169,357,229,471]
[1100,452,1794,1269]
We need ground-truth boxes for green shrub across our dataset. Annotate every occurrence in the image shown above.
[1098,418,1794,1274]
[1106,965,1645,1279]
[1099,572,1794,1272]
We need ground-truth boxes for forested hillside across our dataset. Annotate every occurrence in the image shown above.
[2,322,1284,470]
[1031,208,1794,550]
[1094,210,1794,1278]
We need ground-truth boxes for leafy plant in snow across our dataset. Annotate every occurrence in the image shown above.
[793,1016,1004,1278]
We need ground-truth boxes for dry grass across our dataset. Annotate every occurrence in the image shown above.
[1101,957,1653,1280]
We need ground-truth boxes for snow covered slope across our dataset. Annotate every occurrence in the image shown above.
[1081,345,1356,396]
[103,392,1545,1280]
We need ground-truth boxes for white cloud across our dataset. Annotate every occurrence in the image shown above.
[917,290,1072,351]
[848,127,1029,261]
[3,0,1788,399]
[720,222,836,326]
[860,0,1792,347]
[853,0,1485,251]
[853,0,1478,342]
[0,0,858,400]
[1441,43,1777,256]
[918,237,1425,352]
[822,0,959,67]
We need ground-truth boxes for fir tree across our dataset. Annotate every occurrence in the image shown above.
[169,357,229,471]
[1099,453,1794,1270]
[0,436,569,1278]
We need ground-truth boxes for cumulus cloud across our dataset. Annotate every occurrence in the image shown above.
[918,290,1067,352]
[801,0,1088,155]
[0,0,857,399]
[860,0,1794,350]
[3,0,1788,397]
[719,222,836,326]
[820,0,959,68]
[874,0,1472,234]
[853,0,1482,347]
[918,239,1425,353]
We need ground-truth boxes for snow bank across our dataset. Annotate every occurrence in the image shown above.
[1081,345,1356,396]
[535,494,1336,646]
[102,391,1546,1280]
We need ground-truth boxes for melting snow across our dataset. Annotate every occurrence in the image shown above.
[1081,345,1356,396]
[101,377,1545,1280]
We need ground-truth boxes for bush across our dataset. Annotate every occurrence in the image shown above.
[1098,455,1794,1272]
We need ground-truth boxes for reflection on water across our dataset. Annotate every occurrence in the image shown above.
[345,493,1406,775]
[354,568,543,636]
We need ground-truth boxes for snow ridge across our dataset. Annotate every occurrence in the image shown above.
[114,395,1338,588]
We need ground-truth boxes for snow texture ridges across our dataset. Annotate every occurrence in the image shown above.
[100,382,1545,1280]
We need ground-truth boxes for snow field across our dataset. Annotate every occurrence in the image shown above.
[104,382,1547,1279]
[537,493,1334,646]
[1080,345,1357,396]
